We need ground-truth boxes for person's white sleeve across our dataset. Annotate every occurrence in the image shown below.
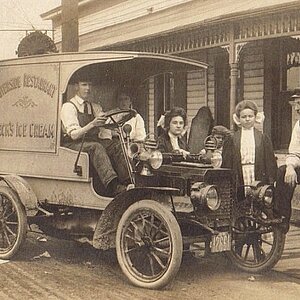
[132,114,146,141]
[61,103,80,135]
[286,121,300,167]
[92,102,112,139]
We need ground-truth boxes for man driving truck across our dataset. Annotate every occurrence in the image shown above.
[60,73,130,196]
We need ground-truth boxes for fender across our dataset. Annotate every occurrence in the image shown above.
[1,175,38,216]
[93,187,179,250]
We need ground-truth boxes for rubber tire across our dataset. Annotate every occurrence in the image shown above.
[226,221,286,273]
[116,200,182,289]
[0,186,27,259]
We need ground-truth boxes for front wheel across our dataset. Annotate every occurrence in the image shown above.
[226,215,285,273]
[0,186,27,259]
[116,200,182,289]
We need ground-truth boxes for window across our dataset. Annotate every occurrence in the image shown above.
[286,52,300,91]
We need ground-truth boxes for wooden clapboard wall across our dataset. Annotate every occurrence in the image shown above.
[207,48,220,120]
[242,43,264,131]
[186,70,207,135]
[51,0,194,51]
[243,43,264,111]
[180,51,208,135]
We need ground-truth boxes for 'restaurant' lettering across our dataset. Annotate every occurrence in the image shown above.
[23,74,56,98]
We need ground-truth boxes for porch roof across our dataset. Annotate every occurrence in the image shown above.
[42,0,300,25]
[41,0,300,51]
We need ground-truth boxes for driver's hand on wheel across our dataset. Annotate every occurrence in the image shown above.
[91,116,107,127]
[285,164,298,187]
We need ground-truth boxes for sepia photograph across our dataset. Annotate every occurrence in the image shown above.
[1,1,300,299]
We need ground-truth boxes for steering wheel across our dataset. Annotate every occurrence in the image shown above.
[101,109,137,129]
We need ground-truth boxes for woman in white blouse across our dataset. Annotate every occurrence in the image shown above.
[222,100,277,197]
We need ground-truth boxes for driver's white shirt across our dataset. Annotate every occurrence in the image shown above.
[61,95,112,140]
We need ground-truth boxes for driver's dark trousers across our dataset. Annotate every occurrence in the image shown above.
[64,138,129,188]
[274,165,300,230]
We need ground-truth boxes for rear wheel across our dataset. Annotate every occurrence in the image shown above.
[0,186,27,259]
[116,200,182,289]
[227,215,285,273]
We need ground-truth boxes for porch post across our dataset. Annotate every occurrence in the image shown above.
[229,62,239,130]
[224,25,239,130]
[225,41,247,130]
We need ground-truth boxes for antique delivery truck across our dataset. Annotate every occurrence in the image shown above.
[0,51,285,289]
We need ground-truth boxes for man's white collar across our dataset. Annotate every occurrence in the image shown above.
[74,94,86,104]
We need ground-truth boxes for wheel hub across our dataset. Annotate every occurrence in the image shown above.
[141,236,152,247]
[135,235,153,250]
[244,227,260,244]
[246,233,260,245]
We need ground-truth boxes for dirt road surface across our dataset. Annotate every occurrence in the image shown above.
[0,226,300,300]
